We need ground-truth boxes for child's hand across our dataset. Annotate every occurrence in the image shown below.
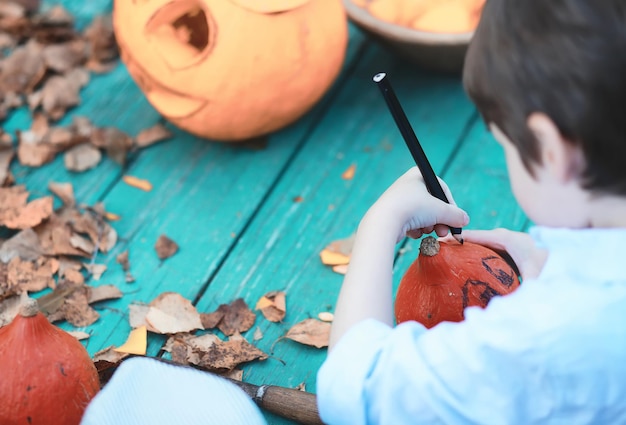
[365,167,469,243]
[462,229,548,280]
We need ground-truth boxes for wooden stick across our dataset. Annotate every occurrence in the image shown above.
[231,379,324,425]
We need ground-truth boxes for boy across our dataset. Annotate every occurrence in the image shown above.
[317,0,626,424]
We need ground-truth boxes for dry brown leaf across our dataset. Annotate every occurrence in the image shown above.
[341,163,357,180]
[168,338,193,366]
[64,207,117,253]
[253,326,263,341]
[48,181,75,206]
[90,127,132,165]
[0,144,14,187]
[0,263,9,301]
[0,91,22,118]
[200,309,224,329]
[0,41,45,94]
[135,123,172,148]
[123,175,152,191]
[319,250,350,266]
[116,250,130,271]
[48,284,100,327]
[88,284,122,304]
[155,234,178,260]
[114,325,147,355]
[84,263,107,280]
[320,234,355,266]
[35,213,91,257]
[62,267,84,285]
[165,332,267,373]
[222,368,244,381]
[0,228,43,262]
[36,285,77,316]
[64,143,102,172]
[67,330,90,340]
[255,291,286,322]
[318,311,334,322]
[201,298,256,336]
[116,249,135,282]
[39,69,89,120]
[285,318,331,348]
[104,211,120,221]
[195,338,267,372]
[57,257,82,273]
[16,128,57,166]
[130,292,203,334]
[0,295,21,328]
[42,39,87,73]
[164,333,220,356]
[31,5,76,44]
[0,186,53,229]
[332,264,349,275]
[83,14,118,72]
[69,233,94,254]
[7,256,56,293]
[93,345,129,364]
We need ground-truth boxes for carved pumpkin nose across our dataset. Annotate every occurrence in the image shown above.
[145,0,214,69]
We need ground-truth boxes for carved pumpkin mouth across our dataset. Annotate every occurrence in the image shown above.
[145,85,207,119]
[122,52,208,119]
[145,0,215,70]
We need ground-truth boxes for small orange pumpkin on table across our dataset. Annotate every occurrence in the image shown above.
[395,236,520,328]
[0,296,100,425]
[113,0,348,142]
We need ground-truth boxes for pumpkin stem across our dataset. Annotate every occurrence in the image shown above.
[19,295,40,318]
[419,236,440,257]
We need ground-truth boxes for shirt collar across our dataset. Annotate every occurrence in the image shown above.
[530,226,626,283]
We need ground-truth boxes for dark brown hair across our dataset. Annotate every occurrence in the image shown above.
[463,0,626,195]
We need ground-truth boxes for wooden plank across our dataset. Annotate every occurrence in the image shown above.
[192,41,478,414]
[63,27,370,356]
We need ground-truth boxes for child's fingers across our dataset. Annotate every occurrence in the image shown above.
[437,176,459,207]
[433,200,470,230]
[462,229,517,251]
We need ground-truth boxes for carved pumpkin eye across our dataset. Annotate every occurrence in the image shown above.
[145,0,215,69]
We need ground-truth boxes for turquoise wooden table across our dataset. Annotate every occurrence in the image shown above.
[2,1,528,423]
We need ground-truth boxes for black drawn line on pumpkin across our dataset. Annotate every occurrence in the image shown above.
[481,256,515,287]
[461,279,504,310]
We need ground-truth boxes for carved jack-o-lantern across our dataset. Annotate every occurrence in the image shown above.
[113,0,348,141]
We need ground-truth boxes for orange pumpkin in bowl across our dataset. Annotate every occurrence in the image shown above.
[113,0,348,142]
[343,0,485,73]
[395,236,520,328]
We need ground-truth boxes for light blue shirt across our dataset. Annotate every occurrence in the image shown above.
[317,227,626,424]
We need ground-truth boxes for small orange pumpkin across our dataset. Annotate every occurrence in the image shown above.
[0,297,100,425]
[113,0,348,142]
[395,236,520,328]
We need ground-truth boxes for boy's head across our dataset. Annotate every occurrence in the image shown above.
[463,0,626,201]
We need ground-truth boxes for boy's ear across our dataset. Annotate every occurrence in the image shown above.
[527,112,585,184]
